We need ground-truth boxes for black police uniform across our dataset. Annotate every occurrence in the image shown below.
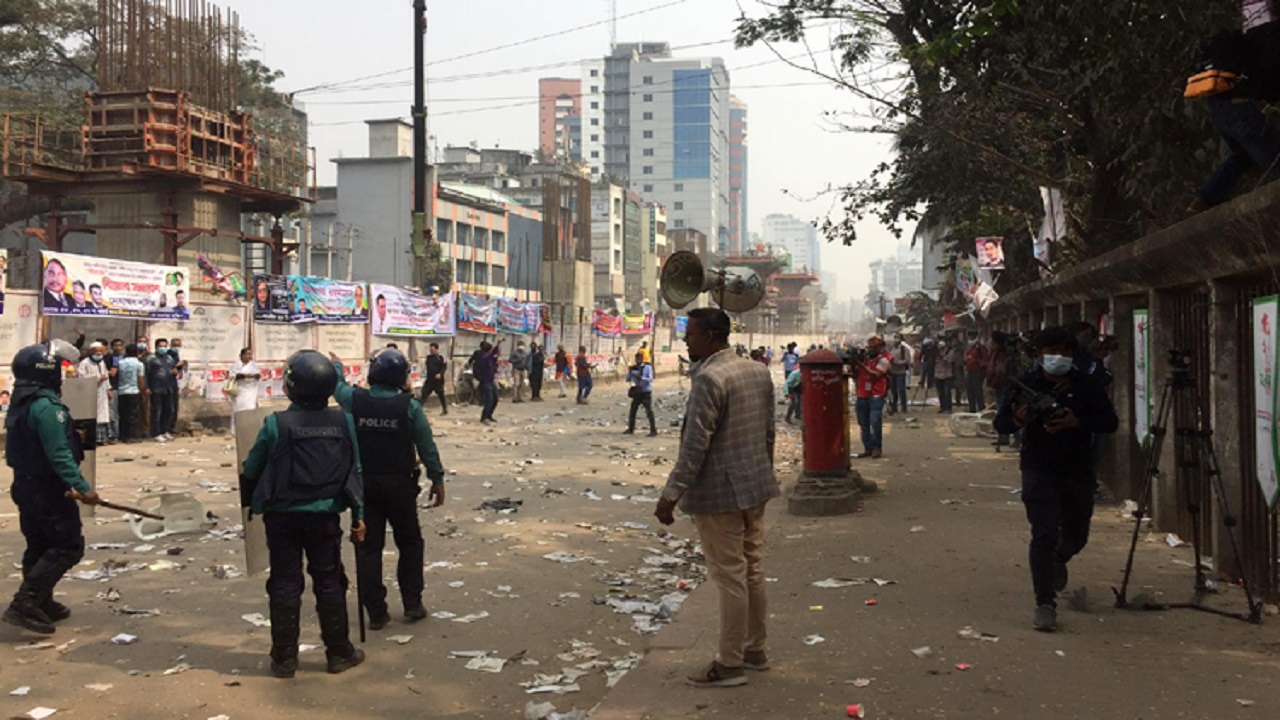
[5,385,88,631]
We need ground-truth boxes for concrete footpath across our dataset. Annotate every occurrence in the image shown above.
[592,411,1280,720]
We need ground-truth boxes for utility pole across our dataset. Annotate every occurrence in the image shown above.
[411,0,429,291]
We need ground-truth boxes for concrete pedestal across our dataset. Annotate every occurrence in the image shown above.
[787,469,877,517]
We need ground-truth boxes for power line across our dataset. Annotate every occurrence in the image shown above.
[293,0,688,96]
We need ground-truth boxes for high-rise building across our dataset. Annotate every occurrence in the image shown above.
[729,96,748,255]
[538,78,582,161]
[581,43,731,259]
[762,213,820,274]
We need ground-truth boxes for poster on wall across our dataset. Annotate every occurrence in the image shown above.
[975,237,1005,270]
[253,322,315,362]
[1252,296,1280,508]
[368,285,455,337]
[458,293,497,334]
[675,316,688,341]
[289,276,368,324]
[622,313,654,336]
[251,274,291,324]
[151,303,247,366]
[42,251,189,321]
[1134,309,1152,445]
[497,297,530,334]
[592,310,623,339]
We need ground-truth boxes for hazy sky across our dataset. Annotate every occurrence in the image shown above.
[235,0,914,301]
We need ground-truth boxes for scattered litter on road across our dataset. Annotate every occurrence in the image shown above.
[864,599,877,606]
[809,605,823,611]
[909,525,926,533]
[872,578,897,587]
[210,565,242,580]
[969,483,1017,491]
[846,704,865,718]
[1055,650,1066,657]
[1166,533,1187,548]
[83,684,113,692]
[16,708,57,719]
[911,645,933,658]
[940,498,974,506]
[241,613,270,628]
[543,552,589,564]
[10,686,31,696]
[387,635,413,645]
[1237,699,1256,707]
[525,683,581,695]
[110,633,138,645]
[464,656,506,673]
[957,626,999,642]
[476,498,523,513]
[448,650,490,659]
[851,678,872,688]
[525,701,589,720]
[955,662,973,671]
[431,611,457,619]
[1120,499,1140,519]
[850,556,872,564]
[803,634,826,645]
[812,578,867,589]
[452,612,490,623]
[447,581,465,588]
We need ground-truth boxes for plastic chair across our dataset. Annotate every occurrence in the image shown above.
[129,492,208,541]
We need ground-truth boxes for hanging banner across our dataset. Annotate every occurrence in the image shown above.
[0,248,8,314]
[1253,296,1280,508]
[41,251,189,321]
[458,293,497,334]
[289,276,368,324]
[593,310,623,339]
[675,316,688,341]
[1134,309,1152,445]
[251,274,291,324]
[497,297,530,334]
[1035,187,1064,279]
[0,290,38,369]
[1244,0,1276,30]
[975,237,1005,270]
[369,285,455,337]
[622,312,654,336]
[954,257,978,300]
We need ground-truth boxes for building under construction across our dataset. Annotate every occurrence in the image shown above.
[1,0,312,284]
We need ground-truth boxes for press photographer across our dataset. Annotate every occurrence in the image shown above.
[852,336,892,459]
[994,326,1118,633]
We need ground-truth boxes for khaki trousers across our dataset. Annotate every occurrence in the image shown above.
[693,503,769,667]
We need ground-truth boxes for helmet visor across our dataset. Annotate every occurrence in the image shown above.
[48,338,80,364]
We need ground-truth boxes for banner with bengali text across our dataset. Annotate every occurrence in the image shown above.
[369,285,455,337]
[41,251,189,321]
[458,293,497,334]
[593,309,623,339]
[289,276,369,324]
[622,313,654,336]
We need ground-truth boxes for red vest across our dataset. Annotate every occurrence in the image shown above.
[856,353,891,398]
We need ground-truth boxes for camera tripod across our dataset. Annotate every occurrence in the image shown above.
[1112,352,1262,624]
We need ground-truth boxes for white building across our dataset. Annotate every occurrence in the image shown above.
[581,42,731,258]
[762,213,820,274]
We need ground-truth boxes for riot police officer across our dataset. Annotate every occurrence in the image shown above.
[4,340,98,635]
[240,350,367,677]
[331,348,446,629]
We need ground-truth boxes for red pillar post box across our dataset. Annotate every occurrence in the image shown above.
[800,349,850,476]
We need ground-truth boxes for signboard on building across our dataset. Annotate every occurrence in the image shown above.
[41,251,189,321]
[1252,295,1280,508]
[458,293,497,334]
[289,276,369,324]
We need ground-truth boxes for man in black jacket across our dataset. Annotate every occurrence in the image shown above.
[995,327,1118,632]
[420,342,448,415]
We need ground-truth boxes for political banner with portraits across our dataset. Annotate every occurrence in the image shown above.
[458,293,497,334]
[622,312,654,336]
[368,284,455,337]
[251,274,291,324]
[975,237,1005,271]
[41,251,190,321]
[592,309,623,339]
[289,276,369,324]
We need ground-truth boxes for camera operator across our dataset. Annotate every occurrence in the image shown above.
[994,327,1118,633]
[852,336,892,459]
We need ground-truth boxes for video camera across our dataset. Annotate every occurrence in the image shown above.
[841,346,869,366]
[1007,375,1070,427]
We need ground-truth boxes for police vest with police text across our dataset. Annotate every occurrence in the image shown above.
[351,388,416,477]
[255,408,359,505]
[6,393,82,480]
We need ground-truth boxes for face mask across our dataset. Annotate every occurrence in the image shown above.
[156,347,168,356]
[91,354,104,363]
[1042,354,1073,376]
[170,347,180,357]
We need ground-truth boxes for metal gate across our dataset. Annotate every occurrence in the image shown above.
[1168,287,1214,549]
[1236,276,1280,603]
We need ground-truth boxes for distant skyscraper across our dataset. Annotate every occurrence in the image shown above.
[539,77,582,160]
[580,42,731,259]
[762,213,820,275]
[729,96,748,255]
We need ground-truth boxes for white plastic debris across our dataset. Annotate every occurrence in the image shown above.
[431,611,457,620]
[387,635,413,645]
[1166,533,1188,548]
[464,656,506,673]
[10,686,31,696]
[957,626,999,643]
[542,551,587,564]
[909,525,926,533]
[18,708,57,720]
[240,613,270,628]
[802,634,826,646]
[452,611,490,623]
[911,645,933,658]
[525,683,581,695]
[811,578,867,589]
[850,556,873,564]
[110,633,138,645]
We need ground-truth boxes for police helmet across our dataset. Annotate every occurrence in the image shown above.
[12,339,79,390]
[368,347,410,388]
[283,350,338,407]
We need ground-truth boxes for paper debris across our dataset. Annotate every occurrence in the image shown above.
[802,634,826,646]
[448,650,490,659]
[957,626,999,643]
[452,612,490,623]
[525,683,581,695]
[911,645,933,658]
[240,613,270,628]
[110,633,138,645]
[83,684,113,692]
[18,708,57,720]
[464,656,506,673]
[10,687,31,696]
[812,578,867,589]
[852,678,872,688]
[387,635,413,645]
[543,552,587,564]
[431,611,457,620]
[850,556,872,564]
[909,525,926,533]
[1166,533,1188,548]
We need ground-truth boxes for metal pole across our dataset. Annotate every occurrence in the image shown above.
[347,224,355,281]
[411,0,429,290]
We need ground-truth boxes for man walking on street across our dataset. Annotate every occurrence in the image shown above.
[994,327,1117,632]
[935,338,958,414]
[782,343,800,377]
[509,341,528,403]
[655,308,778,688]
[854,336,892,459]
[886,333,912,415]
[554,344,572,399]
[420,343,448,415]
[624,351,656,436]
[528,342,546,401]
[475,340,502,424]
[332,348,446,629]
[575,346,594,405]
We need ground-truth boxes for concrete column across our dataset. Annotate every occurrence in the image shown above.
[1148,289,1179,529]
[1106,295,1143,501]
[1208,279,1243,576]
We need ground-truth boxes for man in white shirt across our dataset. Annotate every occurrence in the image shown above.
[229,347,262,435]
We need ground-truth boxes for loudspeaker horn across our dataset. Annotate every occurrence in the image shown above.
[883,315,904,335]
[660,251,765,314]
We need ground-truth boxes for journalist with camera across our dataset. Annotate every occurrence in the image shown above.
[994,326,1118,632]
[852,336,893,459]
